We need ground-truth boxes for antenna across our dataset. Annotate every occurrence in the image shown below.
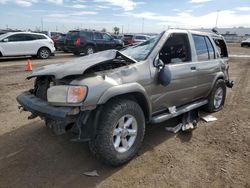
[215,10,220,28]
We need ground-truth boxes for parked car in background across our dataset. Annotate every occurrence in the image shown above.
[65,30,124,56]
[122,34,134,45]
[241,38,250,47]
[52,33,69,52]
[111,34,123,40]
[0,32,55,59]
[132,34,150,44]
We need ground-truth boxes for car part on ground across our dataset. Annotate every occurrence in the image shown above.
[17,29,234,166]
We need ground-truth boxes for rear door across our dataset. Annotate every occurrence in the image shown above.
[93,32,104,51]
[192,34,220,97]
[20,34,38,55]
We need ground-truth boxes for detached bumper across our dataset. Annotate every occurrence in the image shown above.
[16,91,75,120]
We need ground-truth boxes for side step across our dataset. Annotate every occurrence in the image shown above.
[151,99,208,124]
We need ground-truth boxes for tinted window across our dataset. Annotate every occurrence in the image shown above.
[34,34,47,40]
[80,32,92,40]
[193,35,209,61]
[94,32,103,40]
[135,36,146,40]
[205,37,215,59]
[159,33,191,64]
[102,33,112,41]
[66,31,79,40]
[24,34,36,41]
[7,34,26,42]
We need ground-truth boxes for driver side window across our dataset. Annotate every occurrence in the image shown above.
[102,33,112,41]
[159,33,191,64]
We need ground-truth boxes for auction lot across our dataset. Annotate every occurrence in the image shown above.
[0,44,249,187]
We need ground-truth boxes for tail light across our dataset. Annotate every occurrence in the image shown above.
[128,39,133,44]
[75,37,81,45]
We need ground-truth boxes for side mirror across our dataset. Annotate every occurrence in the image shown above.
[158,66,172,86]
[2,38,8,42]
[154,54,172,86]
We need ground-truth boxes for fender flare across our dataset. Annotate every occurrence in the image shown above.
[207,72,225,96]
[97,83,152,120]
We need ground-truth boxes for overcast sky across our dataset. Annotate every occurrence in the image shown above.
[0,0,250,33]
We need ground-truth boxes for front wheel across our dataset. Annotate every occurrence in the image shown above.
[204,79,226,112]
[38,47,51,59]
[89,99,145,166]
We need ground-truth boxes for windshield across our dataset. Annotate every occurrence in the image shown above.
[120,33,162,61]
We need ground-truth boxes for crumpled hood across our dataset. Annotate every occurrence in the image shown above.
[27,50,118,79]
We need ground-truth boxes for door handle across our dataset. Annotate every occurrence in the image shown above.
[190,66,196,70]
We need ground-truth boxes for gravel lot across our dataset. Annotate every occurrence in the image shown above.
[0,44,249,188]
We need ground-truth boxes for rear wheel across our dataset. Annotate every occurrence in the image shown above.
[89,99,145,166]
[204,79,226,112]
[38,47,51,59]
[84,45,95,55]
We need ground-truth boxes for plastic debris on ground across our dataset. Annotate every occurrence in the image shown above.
[200,114,217,122]
[82,170,99,177]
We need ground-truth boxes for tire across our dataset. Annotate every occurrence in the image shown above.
[84,45,95,55]
[116,45,123,50]
[38,47,51,59]
[204,79,226,112]
[89,99,145,166]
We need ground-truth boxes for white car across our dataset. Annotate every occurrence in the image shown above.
[132,35,150,44]
[0,32,55,59]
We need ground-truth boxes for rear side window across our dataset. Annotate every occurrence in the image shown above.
[80,32,92,40]
[23,34,36,41]
[193,35,209,61]
[34,34,47,40]
[205,37,215,59]
[213,39,228,58]
[94,32,103,40]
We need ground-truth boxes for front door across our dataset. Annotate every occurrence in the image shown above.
[102,33,116,50]
[1,34,26,56]
[150,33,199,112]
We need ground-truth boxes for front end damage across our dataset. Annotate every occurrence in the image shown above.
[16,50,137,140]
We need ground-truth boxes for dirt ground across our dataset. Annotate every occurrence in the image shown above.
[0,44,249,188]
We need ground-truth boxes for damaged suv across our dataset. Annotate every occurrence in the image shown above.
[17,29,234,166]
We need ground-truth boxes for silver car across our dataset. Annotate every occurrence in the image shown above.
[17,29,234,166]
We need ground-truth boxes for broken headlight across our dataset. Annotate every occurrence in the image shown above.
[47,85,88,104]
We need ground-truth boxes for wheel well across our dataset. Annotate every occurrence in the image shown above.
[37,47,51,55]
[85,43,95,49]
[0,51,2,57]
[104,92,150,121]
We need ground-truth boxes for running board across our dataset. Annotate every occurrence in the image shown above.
[151,99,208,124]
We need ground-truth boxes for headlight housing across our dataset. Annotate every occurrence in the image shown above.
[47,85,87,105]
[67,86,87,103]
